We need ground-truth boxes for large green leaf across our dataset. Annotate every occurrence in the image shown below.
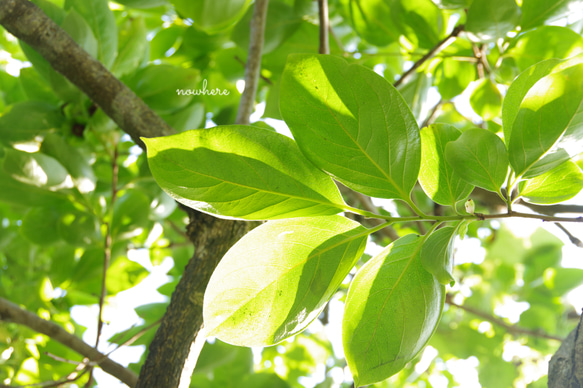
[521,0,583,30]
[343,234,445,386]
[280,54,421,201]
[144,126,347,220]
[507,62,583,177]
[341,0,400,46]
[445,128,509,193]
[70,0,118,68]
[507,26,583,72]
[465,0,520,42]
[3,149,69,189]
[203,216,368,346]
[420,225,458,285]
[519,160,583,204]
[171,0,252,34]
[419,124,473,207]
[0,101,63,143]
[0,170,67,207]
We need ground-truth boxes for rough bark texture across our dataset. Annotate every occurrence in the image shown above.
[0,0,174,148]
[549,314,583,388]
[0,297,138,387]
[135,209,256,388]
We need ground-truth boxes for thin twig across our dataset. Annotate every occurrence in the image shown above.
[235,0,270,124]
[446,294,564,342]
[421,99,443,128]
[106,319,162,356]
[555,223,583,248]
[393,24,465,88]
[318,0,329,54]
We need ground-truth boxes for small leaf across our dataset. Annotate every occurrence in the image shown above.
[419,124,474,207]
[420,226,458,285]
[280,54,421,201]
[465,0,520,42]
[144,126,347,220]
[343,235,445,386]
[203,216,368,346]
[519,160,583,204]
[445,128,509,193]
[468,78,502,121]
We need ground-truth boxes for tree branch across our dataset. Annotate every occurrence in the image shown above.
[393,24,464,88]
[235,0,269,124]
[318,0,329,54]
[548,312,583,387]
[446,294,564,342]
[0,0,174,148]
[0,297,138,387]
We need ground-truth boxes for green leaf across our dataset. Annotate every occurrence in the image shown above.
[111,189,152,239]
[419,124,474,207]
[468,78,502,121]
[3,149,69,189]
[113,0,168,8]
[521,0,583,30]
[112,16,148,77]
[431,0,471,8]
[126,64,200,113]
[420,225,458,285]
[507,62,583,177]
[518,160,583,204]
[465,0,520,42]
[144,126,347,220]
[40,133,97,193]
[20,207,62,246]
[544,267,583,296]
[70,0,118,68]
[171,0,252,34]
[435,55,477,100]
[445,128,509,193]
[58,211,101,246]
[61,9,98,59]
[106,256,148,295]
[507,26,583,72]
[0,101,63,143]
[0,170,67,207]
[343,234,445,386]
[280,54,421,201]
[341,0,400,46]
[203,215,368,346]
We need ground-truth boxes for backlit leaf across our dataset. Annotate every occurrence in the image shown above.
[521,0,583,30]
[204,216,368,346]
[445,128,509,193]
[280,54,421,201]
[468,78,502,121]
[420,225,458,285]
[343,234,445,386]
[144,126,347,220]
[419,124,473,207]
[519,160,583,204]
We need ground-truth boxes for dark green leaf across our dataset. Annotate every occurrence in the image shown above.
[20,207,62,246]
[144,126,347,220]
[0,101,63,143]
[419,124,474,207]
[445,128,509,193]
[3,149,69,189]
[113,0,168,8]
[203,216,368,346]
[280,54,421,201]
[0,170,67,207]
[112,16,148,77]
[61,9,98,59]
[58,211,101,246]
[519,160,583,204]
[465,0,520,42]
[343,235,445,386]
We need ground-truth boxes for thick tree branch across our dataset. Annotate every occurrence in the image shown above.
[0,297,138,387]
[235,0,269,124]
[446,294,564,342]
[548,312,583,387]
[0,0,174,148]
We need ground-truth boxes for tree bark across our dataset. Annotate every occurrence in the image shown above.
[548,313,583,387]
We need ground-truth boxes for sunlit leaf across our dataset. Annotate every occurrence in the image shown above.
[144,126,347,220]
[280,54,421,201]
[343,234,445,386]
[419,124,473,207]
[420,225,458,285]
[468,78,502,121]
[521,0,583,30]
[204,216,368,346]
[3,149,69,189]
[445,128,509,193]
[519,160,583,204]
